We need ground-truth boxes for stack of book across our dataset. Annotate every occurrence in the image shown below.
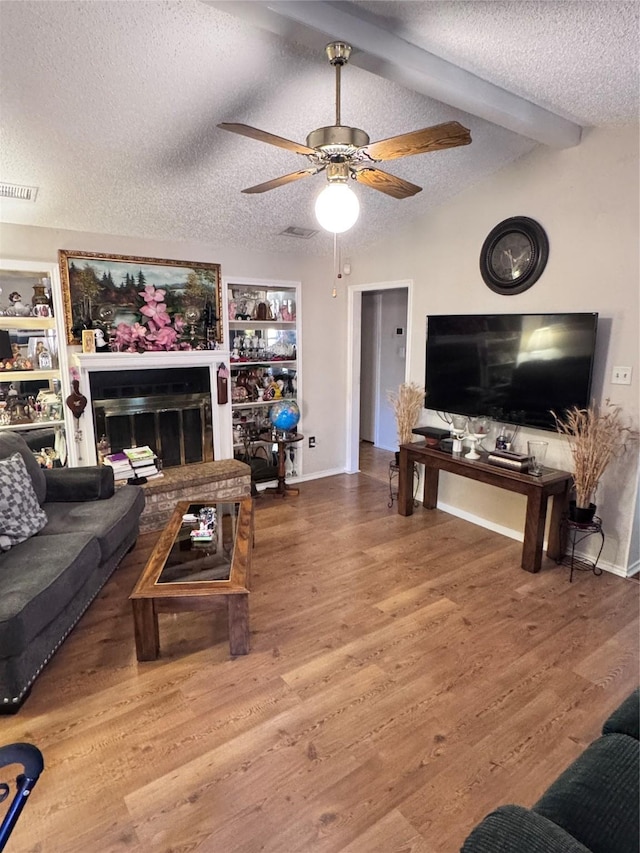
[103,446,163,481]
[124,446,162,480]
[487,449,530,472]
[103,451,135,481]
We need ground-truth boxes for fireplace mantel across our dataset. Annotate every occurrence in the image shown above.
[75,350,233,465]
[76,350,231,371]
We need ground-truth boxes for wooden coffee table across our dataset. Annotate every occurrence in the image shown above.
[130,497,253,660]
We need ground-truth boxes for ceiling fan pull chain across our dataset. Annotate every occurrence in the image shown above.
[332,232,340,297]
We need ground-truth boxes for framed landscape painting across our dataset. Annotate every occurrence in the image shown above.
[58,250,222,347]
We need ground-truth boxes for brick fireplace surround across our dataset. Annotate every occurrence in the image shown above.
[135,459,251,533]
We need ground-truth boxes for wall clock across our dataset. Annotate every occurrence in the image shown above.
[480,216,549,295]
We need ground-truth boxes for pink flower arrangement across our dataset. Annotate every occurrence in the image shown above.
[113,285,190,352]
[140,285,171,327]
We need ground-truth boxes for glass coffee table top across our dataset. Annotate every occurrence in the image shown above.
[157,501,241,584]
[130,496,253,660]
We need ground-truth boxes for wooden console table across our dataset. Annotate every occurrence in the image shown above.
[397,443,572,573]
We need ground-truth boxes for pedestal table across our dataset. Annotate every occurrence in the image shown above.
[259,431,303,497]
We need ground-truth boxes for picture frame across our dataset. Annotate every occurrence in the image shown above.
[81,330,96,354]
[58,250,222,346]
[27,336,57,368]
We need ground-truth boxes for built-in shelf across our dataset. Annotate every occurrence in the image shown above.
[1,369,60,382]
[229,359,296,367]
[0,257,80,465]
[232,399,295,410]
[224,277,301,478]
[0,419,64,432]
[229,320,296,330]
[0,316,56,330]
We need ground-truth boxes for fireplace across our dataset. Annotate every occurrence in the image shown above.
[75,352,233,467]
[89,367,213,467]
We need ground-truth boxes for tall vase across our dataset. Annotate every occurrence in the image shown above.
[32,283,51,317]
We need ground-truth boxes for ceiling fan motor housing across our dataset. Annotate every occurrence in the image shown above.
[306,126,370,158]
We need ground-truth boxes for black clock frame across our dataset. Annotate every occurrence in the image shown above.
[480,216,549,295]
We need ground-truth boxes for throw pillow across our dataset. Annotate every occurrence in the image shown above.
[0,452,48,550]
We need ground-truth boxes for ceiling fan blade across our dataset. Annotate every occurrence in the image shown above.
[363,121,472,161]
[242,167,321,194]
[354,168,422,199]
[218,123,316,156]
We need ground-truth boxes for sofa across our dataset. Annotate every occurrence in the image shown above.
[461,688,640,853]
[0,431,145,712]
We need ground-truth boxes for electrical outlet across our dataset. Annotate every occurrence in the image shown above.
[611,366,632,385]
[308,436,316,448]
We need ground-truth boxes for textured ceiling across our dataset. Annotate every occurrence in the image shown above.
[0,0,637,257]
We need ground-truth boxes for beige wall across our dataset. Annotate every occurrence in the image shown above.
[349,125,639,574]
[1,124,638,573]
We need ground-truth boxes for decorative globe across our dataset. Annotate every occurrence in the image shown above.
[269,400,300,433]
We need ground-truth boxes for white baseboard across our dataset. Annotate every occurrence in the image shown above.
[297,467,345,482]
[255,467,345,491]
[437,500,524,544]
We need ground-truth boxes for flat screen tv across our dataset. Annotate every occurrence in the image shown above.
[425,313,598,431]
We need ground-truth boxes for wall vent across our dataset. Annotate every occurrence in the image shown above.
[279,225,318,239]
[0,182,39,202]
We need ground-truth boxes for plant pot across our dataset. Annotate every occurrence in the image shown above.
[568,501,597,524]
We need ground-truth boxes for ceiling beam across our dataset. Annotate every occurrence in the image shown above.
[206,0,582,149]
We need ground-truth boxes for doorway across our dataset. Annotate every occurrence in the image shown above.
[346,280,413,474]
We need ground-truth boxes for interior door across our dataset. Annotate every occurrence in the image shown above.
[359,289,408,452]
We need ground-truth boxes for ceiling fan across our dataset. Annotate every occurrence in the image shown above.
[218,42,472,205]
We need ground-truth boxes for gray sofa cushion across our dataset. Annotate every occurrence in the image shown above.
[0,431,46,505]
[44,465,115,502]
[534,733,640,853]
[0,532,101,657]
[461,804,591,852]
[40,485,144,563]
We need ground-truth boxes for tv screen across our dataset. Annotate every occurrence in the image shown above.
[425,313,598,431]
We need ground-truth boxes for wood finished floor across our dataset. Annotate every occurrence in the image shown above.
[2,443,638,853]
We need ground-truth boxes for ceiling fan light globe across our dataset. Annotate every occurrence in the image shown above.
[315,183,359,233]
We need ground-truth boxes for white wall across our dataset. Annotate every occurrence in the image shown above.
[349,125,639,575]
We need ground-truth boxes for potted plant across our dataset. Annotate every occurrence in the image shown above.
[552,399,638,523]
[387,382,425,464]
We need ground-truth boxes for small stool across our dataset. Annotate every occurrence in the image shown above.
[388,460,420,508]
[558,515,604,582]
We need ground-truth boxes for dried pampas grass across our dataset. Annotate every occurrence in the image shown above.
[552,399,638,508]
[387,382,425,446]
